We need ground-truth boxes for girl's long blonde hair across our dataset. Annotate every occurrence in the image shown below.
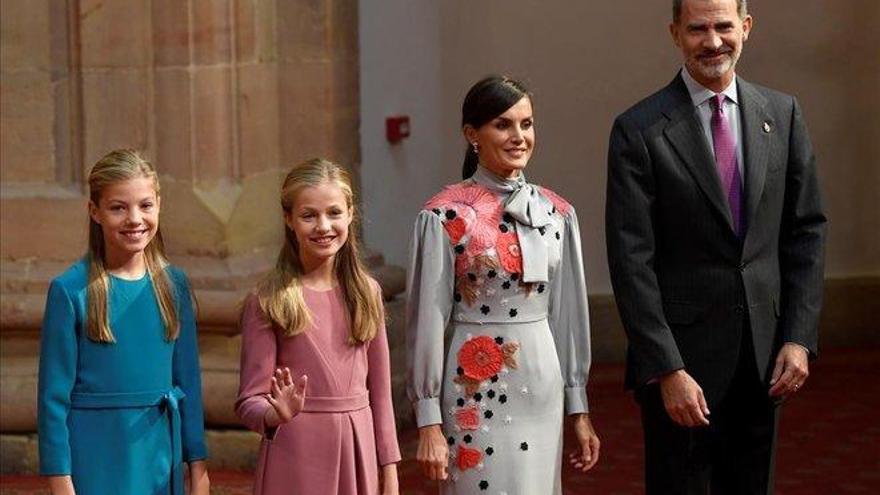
[86,149,179,343]
[257,158,382,344]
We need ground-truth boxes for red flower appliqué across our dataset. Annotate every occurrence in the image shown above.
[538,186,572,216]
[496,231,523,275]
[457,445,483,471]
[458,335,504,381]
[425,183,502,253]
[444,217,467,244]
[455,405,481,431]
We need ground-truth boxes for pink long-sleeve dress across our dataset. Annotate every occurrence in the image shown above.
[236,282,401,495]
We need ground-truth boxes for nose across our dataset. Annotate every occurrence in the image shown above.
[704,30,722,50]
[510,125,524,143]
[126,208,143,225]
[315,215,331,232]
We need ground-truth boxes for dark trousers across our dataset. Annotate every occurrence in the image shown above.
[638,328,780,495]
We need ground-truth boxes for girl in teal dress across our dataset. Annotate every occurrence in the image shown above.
[37,149,210,495]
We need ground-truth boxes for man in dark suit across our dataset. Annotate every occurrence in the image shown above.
[605,0,826,493]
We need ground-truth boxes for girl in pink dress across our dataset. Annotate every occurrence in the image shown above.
[236,158,401,495]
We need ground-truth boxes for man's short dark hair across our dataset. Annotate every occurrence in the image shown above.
[673,0,748,23]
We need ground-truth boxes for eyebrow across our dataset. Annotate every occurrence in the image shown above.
[298,204,344,211]
[687,20,735,30]
[105,196,154,204]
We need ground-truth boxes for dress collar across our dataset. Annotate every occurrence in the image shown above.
[471,165,527,193]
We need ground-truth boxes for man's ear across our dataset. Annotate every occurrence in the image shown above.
[742,15,753,42]
[669,23,682,48]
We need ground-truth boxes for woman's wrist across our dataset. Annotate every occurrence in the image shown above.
[418,423,443,438]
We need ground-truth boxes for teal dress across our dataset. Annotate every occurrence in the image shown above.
[38,259,207,495]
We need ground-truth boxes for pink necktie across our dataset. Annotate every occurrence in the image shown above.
[710,94,743,236]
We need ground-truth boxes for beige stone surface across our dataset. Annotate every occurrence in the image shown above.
[0,192,87,261]
[203,429,261,470]
[159,178,230,257]
[235,0,278,64]
[81,69,151,167]
[192,65,236,182]
[0,434,38,474]
[224,169,286,255]
[0,0,51,70]
[192,0,233,65]
[79,0,150,68]
[153,67,193,179]
[151,0,191,67]
[236,63,280,177]
[0,70,56,182]
[276,0,328,62]
[278,59,334,162]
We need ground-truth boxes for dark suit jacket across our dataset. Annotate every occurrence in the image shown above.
[605,73,826,406]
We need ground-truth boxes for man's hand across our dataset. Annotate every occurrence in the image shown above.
[659,369,710,427]
[768,343,809,399]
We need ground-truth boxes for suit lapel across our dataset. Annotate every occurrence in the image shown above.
[662,76,736,234]
[738,78,772,242]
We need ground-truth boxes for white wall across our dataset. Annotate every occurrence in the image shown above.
[360,1,880,294]
[358,0,449,271]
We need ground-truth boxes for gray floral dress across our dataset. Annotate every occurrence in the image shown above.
[406,166,592,495]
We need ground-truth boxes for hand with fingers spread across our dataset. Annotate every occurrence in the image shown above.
[416,424,449,481]
[659,369,711,427]
[264,367,308,428]
[768,343,809,399]
[568,413,600,473]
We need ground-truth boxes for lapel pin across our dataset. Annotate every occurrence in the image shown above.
[763,122,771,133]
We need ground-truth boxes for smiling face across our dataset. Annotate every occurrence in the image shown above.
[465,96,535,179]
[285,181,353,268]
[671,0,752,92]
[89,176,160,264]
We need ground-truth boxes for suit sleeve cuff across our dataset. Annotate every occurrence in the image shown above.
[414,397,443,428]
[565,386,589,415]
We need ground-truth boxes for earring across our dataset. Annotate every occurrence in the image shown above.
[471,142,479,154]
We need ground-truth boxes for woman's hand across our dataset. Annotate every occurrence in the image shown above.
[188,460,210,495]
[47,476,76,495]
[265,367,308,427]
[416,424,449,481]
[380,462,400,495]
[568,413,600,472]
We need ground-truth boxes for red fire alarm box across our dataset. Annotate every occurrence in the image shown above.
[386,115,410,143]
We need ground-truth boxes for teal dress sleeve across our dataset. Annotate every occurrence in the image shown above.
[37,279,79,475]
[170,268,208,462]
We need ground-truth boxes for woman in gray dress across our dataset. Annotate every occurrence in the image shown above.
[406,75,600,494]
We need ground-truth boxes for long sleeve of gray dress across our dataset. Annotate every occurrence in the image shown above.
[405,210,456,428]
[548,208,592,414]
